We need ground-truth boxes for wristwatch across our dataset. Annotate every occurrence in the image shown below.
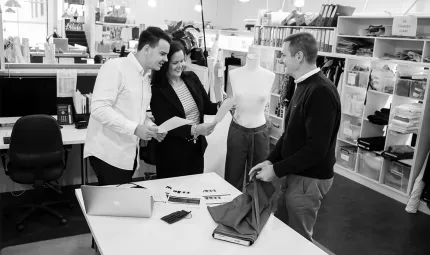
[192,124,198,144]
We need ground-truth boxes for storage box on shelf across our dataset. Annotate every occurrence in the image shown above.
[383,161,411,193]
[339,116,361,144]
[336,145,357,171]
[357,149,384,182]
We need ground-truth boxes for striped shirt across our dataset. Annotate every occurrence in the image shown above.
[172,82,200,125]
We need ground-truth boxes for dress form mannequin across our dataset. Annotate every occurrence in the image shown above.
[229,53,275,128]
[224,53,275,191]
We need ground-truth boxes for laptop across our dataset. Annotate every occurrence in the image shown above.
[81,185,154,218]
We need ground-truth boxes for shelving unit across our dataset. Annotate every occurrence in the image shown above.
[95,22,140,28]
[334,16,430,214]
[0,10,4,71]
[250,15,430,214]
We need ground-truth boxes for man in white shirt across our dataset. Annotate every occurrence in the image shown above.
[84,27,171,185]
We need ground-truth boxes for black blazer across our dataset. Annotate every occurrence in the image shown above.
[150,71,219,153]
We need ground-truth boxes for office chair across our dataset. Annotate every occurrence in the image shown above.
[2,115,71,231]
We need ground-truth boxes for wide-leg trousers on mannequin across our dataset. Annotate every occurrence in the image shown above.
[224,120,270,191]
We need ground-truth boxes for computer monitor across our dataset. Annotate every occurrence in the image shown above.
[0,77,58,118]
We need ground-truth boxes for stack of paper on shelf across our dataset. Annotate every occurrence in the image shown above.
[389,103,422,134]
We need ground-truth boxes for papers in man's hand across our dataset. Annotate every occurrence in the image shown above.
[157,117,192,133]
[213,99,235,123]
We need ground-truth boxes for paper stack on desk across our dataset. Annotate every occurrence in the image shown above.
[201,188,232,205]
[73,90,92,114]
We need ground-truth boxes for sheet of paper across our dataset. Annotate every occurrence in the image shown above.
[157,117,192,133]
[213,99,235,123]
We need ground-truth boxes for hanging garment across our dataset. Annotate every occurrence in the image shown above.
[208,176,275,246]
[224,120,270,192]
[184,63,209,93]
[406,151,429,213]
[57,69,77,98]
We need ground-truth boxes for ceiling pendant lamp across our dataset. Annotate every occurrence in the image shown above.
[4,0,21,8]
[293,0,305,8]
[148,0,156,8]
[194,3,202,12]
[5,7,16,13]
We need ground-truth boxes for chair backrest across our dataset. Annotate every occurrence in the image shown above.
[8,115,64,168]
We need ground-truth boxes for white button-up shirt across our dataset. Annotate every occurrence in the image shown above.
[84,53,152,170]
[294,68,321,91]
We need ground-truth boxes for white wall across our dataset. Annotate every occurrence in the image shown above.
[230,0,285,30]
[129,0,232,29]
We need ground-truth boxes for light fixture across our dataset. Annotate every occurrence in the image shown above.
[293,0,305,8]
[148,0,156,8]
[4,0,21,8]
[61,11,72,19]
[239,0,250,2]
[194,3,202,12]
[5,7,16,13]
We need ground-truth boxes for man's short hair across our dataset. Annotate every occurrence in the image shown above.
[137,26,172,51]
[283,32,318,64]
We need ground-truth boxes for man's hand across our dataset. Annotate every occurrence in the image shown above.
[134,124,158,141]
[196,122,217,136]
[155,132,167,142]
[249,160,276,182]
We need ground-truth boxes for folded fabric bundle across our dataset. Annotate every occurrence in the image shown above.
[207,177,275,246]
[382,145,415,160]
[357,136,386,151]
[367,108,390,125]
[389,103,423,134]
[356,47,374,57]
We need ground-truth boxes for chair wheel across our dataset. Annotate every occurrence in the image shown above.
[16,224,24,232]
[59,218,67,225]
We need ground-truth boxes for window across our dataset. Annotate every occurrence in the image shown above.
[1,0,48,47]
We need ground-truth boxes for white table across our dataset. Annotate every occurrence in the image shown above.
[0,124,88,184]
[0,124,87,149]
[75,172,327,255]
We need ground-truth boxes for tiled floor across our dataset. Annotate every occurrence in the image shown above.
[1,234,94,255]
[1,233,333,255]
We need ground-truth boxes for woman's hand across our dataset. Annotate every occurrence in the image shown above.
[196,122,217,136]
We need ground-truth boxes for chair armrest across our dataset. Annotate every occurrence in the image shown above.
[0,149,8,175]
[63,145,73,167]
[64,145,73,153]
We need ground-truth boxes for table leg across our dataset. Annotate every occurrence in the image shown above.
[80,144,85,186]
[85,157,89,185]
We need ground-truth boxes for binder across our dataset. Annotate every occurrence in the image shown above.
[327,5,356,27]
[316,4,326,27]
[326,4,338,27]
[318,4,329,27]
[323,5,335,27]
[324,30,331,52]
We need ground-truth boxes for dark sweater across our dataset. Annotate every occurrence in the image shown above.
[267,71,341,179]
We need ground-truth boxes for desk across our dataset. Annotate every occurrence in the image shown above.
[75,173,327,255]
[0,125,88,185]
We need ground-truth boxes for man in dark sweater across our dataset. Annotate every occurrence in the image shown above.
[249,32,341,242]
